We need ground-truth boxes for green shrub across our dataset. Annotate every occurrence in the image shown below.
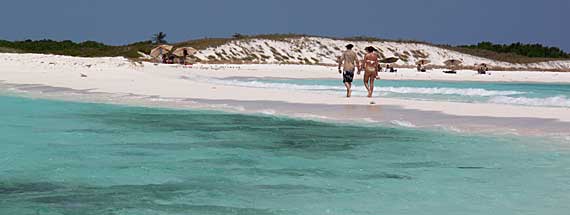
[460,42,569,59]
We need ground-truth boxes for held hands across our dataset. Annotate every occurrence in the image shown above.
[338,68,342,74]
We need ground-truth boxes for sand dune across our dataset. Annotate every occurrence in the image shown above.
[194,37,570,71]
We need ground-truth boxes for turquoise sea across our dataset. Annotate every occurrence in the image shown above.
[1,95,569,215]
[210,77,570,107]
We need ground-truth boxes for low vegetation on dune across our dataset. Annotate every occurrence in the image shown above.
[0,39,155,58]
[174,37,235,50]
[438,42,570,64]
[1,34,568,66]
[441,46,563,64]
[460,42,569,59]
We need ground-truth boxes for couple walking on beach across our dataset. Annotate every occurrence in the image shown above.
[337,44,379,98]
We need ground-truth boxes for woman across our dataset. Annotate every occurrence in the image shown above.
[362,46,379,98]
[162,54,168,64]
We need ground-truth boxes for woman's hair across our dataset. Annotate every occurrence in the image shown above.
[365,46,375,53]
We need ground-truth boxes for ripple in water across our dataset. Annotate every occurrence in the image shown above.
[1,95,570,215]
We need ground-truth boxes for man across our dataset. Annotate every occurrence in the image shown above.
[338,44,360,97]
[180,49,188,65]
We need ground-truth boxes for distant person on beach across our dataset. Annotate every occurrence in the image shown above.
[162,54,168,64]
[417,63,426,72]
[478,64,488,74]
[363,46,379,98]
[180,49,188,65]
[338,44,360,97]
[386,64,397,73]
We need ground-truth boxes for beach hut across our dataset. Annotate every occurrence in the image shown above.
[150,45,174,59]
[443,59,462,74]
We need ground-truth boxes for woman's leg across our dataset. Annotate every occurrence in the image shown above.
[368,78,375,98]
[363,73,370,95]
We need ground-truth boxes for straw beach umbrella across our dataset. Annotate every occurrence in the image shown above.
[476,63,489,74]
[416,59,430,72]
[378,57,399,73]
[380,57,399,63]
[443,59,462,74]
[444,59,462,66]
[150,45,174,58]
[416,59,430,65]
[173,47,197,57]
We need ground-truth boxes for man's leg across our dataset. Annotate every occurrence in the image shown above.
[344,82,351,97]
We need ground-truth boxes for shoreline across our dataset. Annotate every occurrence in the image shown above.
[187,63,570,83]
[2,82,569,142]
[219,75,570,86]
[1,53,569,140]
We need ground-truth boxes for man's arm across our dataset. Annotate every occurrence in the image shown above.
[355,54,361,74]
[355,57,360,70]
[338,55,344,74]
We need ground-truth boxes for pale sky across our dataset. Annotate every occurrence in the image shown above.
[0,0,568,51]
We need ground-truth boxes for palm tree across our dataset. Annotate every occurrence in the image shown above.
[232,33,246,39]
[152,32,167,44]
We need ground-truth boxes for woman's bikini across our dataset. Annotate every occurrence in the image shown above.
[364,56,377,74]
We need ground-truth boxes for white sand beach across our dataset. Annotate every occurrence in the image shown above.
[1,53,569,137]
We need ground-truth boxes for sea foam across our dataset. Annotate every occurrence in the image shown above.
[489,96,570,107]
[390,120,417,128]
[381,87,524,97]
[201,77,570,108]
[207,78,525,97]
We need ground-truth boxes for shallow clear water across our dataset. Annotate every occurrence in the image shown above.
[1,95,570,215]
[208,77,570,107]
